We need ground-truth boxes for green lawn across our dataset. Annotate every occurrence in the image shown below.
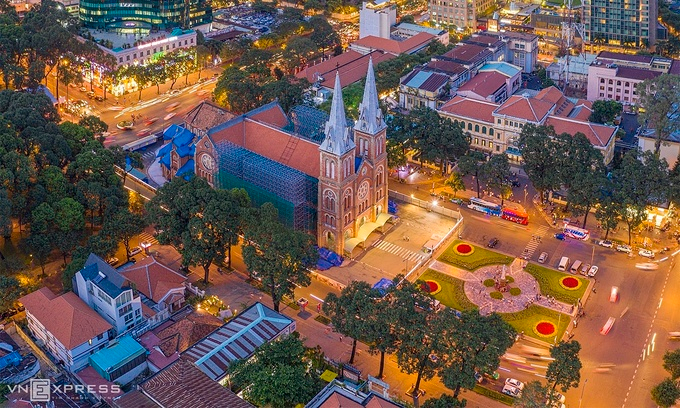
[419,269,477,312]
[439,240,514,271]
[524,263,588,304]
[503,305,571,342]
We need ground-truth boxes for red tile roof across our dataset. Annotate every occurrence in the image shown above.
[112,390,159,408]
[184,101,234,133]
[466,34,505,48]
[616,66,661,81]
[296,50,394,90]
[19,287,111,349]
[544,116,616,148]
[439,95,498,124]
[565,100,593,121]
[139,331,179,371]
[441,43,492,64]
[401,69,449,92]
[425,60,468,76]
[457,71,507,98]
[119,256,186,303]
[152,310,223,357]
[495,93,554,122]
[597,51,653,64]
[351,32,435,55]
[140,357,254,408]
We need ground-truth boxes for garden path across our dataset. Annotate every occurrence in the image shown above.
[428,258,576,316]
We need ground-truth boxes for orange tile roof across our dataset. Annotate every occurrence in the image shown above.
[565,100,594,121]
[152,310,223,357]
[119,256,187,303]
[441,43,492,64]
[19,287,112,349]
[544,116,616,148]
[318,393,364,408]
[439,95,498,124]
[457,71,507,98]
[351,32,435,55]
[495,94,554,122]
[296,50,394,90]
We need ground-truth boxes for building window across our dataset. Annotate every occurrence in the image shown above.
[474,124,479,132]
[468,123,472,130]
[474,137,479,144]
[482,126,487,134]
[323,190,337,211]
[489,128,494,136]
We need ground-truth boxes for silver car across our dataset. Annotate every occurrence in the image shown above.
[538,252,548,264]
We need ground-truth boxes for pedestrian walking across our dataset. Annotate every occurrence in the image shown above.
[339,336,343,343]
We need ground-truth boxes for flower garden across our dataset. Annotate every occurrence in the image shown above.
[524,263,588,304]
[439,240,514,271]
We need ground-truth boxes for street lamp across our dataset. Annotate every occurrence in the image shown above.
[578,379,588,408]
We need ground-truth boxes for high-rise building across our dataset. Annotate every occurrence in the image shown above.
[359,0,397,39]
[79,0,211,30]
[428,0,495,31]
[583,0,657,49]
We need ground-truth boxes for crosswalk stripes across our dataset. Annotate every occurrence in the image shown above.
[138,232,159,245]
[373,239,425,263]
[522,226,549,259]
[142,151,156,160]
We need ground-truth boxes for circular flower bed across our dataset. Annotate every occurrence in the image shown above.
[506,276,515,284]
[483,279,495,287]
[420,280,442,295]
[490,291,503,300]
[534,321,557,337]
[560,276,582,290]
[509,287,521,296]
[453,243,475,256]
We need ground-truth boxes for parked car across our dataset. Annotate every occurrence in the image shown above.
[554,233,566,240]
[638,249,655,258]
[547,391,566,404]
[128,246,142,257]
[599,240,614,248]
[538,252,548,264]
[106,257,119,266]
[86,91,96,99]
[487,237,499,248]
[505,378,525,390]
[616,244,632,253]
[580,263,591,276]
[587,265,599,277]
[79,86,87,92]
[474,372,485,384]
[502,384,522,398]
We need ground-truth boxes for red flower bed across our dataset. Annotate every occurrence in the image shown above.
[420,280,442,295]
[456,244,472,254]
[561,277,579,288]
[536,321,556,336]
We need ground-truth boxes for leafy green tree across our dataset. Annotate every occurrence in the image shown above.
[422,394,466,408]
[262,76,310,113]
[0,275,21,313]
[651,378,680,408]
[663,349,680,379]
[282,37,317,74]
[309,16,340,57]
[557,132,604,214]
[242,203,318,312]
[105,209,146,261]
[364,295,398,378]
[637,74,680,154]
[438,311,515,398]
[514,381,549,408]
[444,172,465,199]
[214,67,264,114]
[23,233,51,276]
[589,100,622,124]
[323,281,377,364]
[518,124,562,202]
[546,340,582,392]
[228,334,323,408]
[30,202,55,235]
[595,192,620,240]
[458,151,486,198]
[483,154,512,205]
[0,189,11,239]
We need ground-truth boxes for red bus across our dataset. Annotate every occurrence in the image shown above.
[501,207,528,225]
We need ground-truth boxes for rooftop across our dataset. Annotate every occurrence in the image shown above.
[350,32,435,55]
[86,27,194,52]
[439,95,498,124]
[296,50,394,90]
[424,60,469,76]
[596,51,655,64]
[151,308,223,358]
[182,302,294,382]
[401,69,449,92]
[441,43,492,64]
[393,22,446,36]
[545,115,616,148]
[494,92,555,122]
[78,253,128,298]
[19,287,111,349]
[184,101,234,133]
[465,34,505,48]
[457,71,508,98]
[306,381,404,408]
[616,66,662,81]
[89,336,146,375]
[118,256,187,304]
[479,61,522,78]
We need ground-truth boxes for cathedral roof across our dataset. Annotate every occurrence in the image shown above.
[355,57,386,135]
[320,72,356,156]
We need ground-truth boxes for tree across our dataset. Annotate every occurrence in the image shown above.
[444,172,465,199]
[595,192,620,239]
[651,378,680,408]
[242,203,318,312]
[483,154,512,205]
[262,76,310,113]
[557,132,604,214]
[438,311,515,399]
[309,16,340,57]
[214,67,264,114]
[458,151,486,198]
[227,334,322,408]
[323,281,376,364]
[546,340,582,393]
[282,37,317,74]
[105,209,146,261]
[23,233,51,276]
[663,349,680,379]
[589,100,622,124]
[519,124,562,202]
[364,295,398,378]
[0,189,11,239]
[637,74,680,154]
[0,275,22,313]
[514,381,550,408]
[422,394,466,408]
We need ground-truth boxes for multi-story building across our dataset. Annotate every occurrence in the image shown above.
[19,287,113,372]
[456,62,522,103]
[79,0,211,30]
[586,51,680,104]
[583,0,657,48]
[428,0,495,31]
[73,254,144,336]
[497,31,539,73]
[359,0,396,39]
[399,69,451,110]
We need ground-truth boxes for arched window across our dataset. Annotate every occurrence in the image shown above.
[343,189,352,210]
[323,190,336,212]
[489,128,494,136]
[467,123,472,131]
[482,126,487,134]
[475,124,479,132]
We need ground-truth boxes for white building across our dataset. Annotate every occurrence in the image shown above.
[359,0,396,39]
[19,287,112,372]
[73,254,144,336]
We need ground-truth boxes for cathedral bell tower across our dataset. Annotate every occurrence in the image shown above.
[318,72,356,254]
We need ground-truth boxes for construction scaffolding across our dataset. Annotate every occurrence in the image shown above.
[286,105,329,144]
[214,140,318,234]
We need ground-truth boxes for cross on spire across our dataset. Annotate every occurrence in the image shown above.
[355,56,385,134]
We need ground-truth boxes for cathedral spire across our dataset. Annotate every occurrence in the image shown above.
[320,71,355,155]
[355,57,385,134]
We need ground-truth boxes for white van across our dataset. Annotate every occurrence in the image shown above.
[570,260,582,274]
[558,257,570,271]
[421,239,438,255]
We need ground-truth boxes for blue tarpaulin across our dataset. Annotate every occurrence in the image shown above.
[176,159,194,178]
[372,278,394,297]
